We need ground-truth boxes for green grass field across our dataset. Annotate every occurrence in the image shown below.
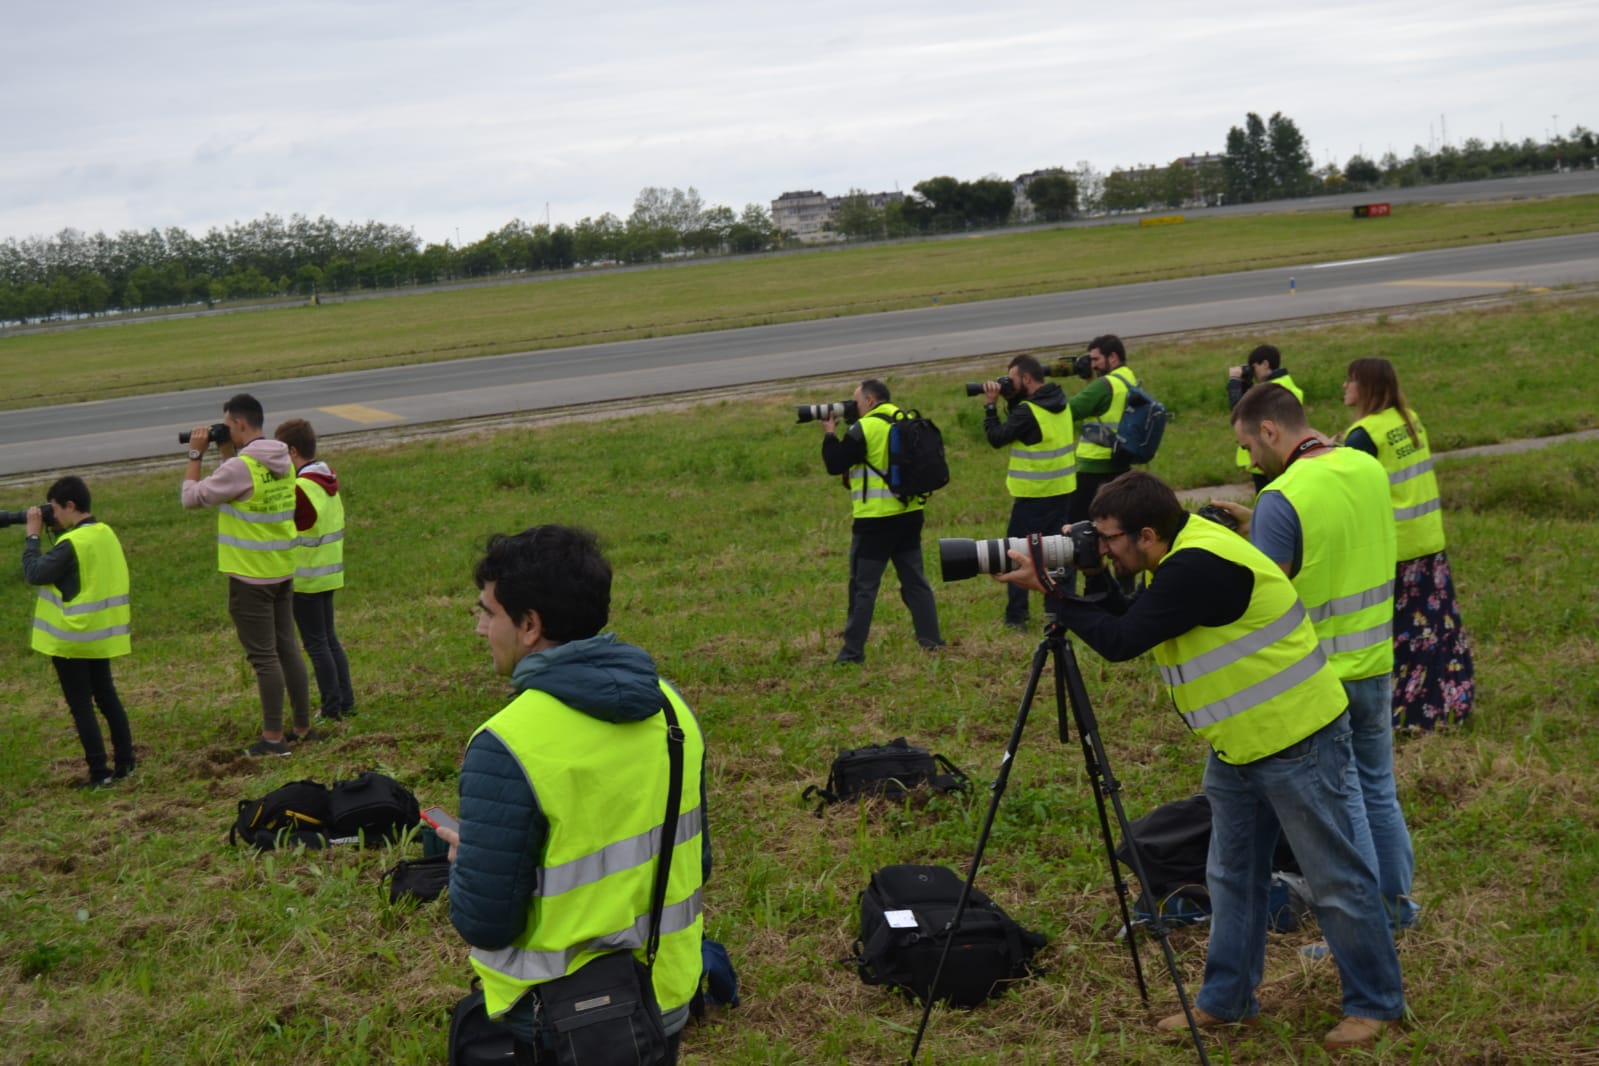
[4,290,1598,1063]
[4,193,1599,411]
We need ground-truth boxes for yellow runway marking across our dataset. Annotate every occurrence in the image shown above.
[320,403,401,424]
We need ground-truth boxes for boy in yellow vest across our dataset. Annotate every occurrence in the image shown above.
[22,476,137,787]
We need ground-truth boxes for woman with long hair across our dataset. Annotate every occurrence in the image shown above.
[1343,357,1474,730]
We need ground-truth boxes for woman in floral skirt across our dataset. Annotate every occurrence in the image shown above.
[1343,357,1475,730]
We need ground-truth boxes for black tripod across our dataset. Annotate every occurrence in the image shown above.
[906,619,1212,1065]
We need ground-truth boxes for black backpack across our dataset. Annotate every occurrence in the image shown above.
[231,772,419,851]
[802,738,969,815]
[851,864,1046,1007]
[866,409,950,504]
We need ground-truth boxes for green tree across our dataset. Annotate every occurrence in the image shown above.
[831,190,885,240]
[1025,173,1078,221]
[1265,112,1314,196]
[1345,154,1382,187]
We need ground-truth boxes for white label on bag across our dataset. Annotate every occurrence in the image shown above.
[884,909,918,929]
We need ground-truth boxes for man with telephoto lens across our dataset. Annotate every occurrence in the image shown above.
[22,476,138,788]
[1068,334,1142,523]
[994,471,1406,1053]
[977,353,1075,630]
[1227,344,1302,493]
[1211,383,1417,935]
[821,379,945,663]
[433,524,710,1062]
[180,392,313,756]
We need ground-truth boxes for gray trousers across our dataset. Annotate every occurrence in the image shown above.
[838,529,943,662]
[228,577,312,734]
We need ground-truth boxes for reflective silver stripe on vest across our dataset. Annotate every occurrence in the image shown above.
[1388,457,1434,485]
[32,618,132,643]
[297,529,346,547]
[537,807,705,899]
[1181,645,1330,731]
[295,562,346,579]
[218,502,295,523]
[848,472,899,500]
[1008,465,1077,480]
[217,533,300,551]
[36,590,132,616]
[470,887,704,983]
[1009,444,1076,460]
[1319,620,1392,658]
[1158,601,1308,688]
[1305,579,1394,624]
[1394,498,1442,522]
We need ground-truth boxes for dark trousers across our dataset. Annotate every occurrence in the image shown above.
[228,578,311,734]
[53,656,135,775]
[839,527,943,663]
[1068,470,1128,524]
[292,590,355,716]
[1004,494,1072,626]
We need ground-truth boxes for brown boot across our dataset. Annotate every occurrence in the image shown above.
[1323,1015,1403,1051]
[1157,1007,1258,1034]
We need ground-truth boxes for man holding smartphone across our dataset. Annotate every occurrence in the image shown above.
[435,524,712,1062]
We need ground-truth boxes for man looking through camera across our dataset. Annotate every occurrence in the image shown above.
[433,525,709,1062]
[1227,345,1303,493]
[1068,334,1142,522]
[22,476,137,788]
[821,380,945,663]
[1210,383,1417,932]
[995,471,1405,1051]
[977,353,1076,630]
[180,393,312,756]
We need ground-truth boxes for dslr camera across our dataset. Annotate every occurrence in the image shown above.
[1055,353,1094,381]
[178,422,231,447]
[795,401,860,424]
[1233,364,1255,387]
[939,521,1100,582]
[0,503,55,528]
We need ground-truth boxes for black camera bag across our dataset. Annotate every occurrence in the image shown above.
[851,864,1045,1008]
[327,770,421,846]
[383,853,451,905]
[803,737,968,815]
[229,779,334,850]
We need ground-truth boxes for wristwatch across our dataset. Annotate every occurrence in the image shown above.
[187,449,203,461]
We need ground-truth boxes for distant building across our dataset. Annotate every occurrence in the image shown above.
[771,191,833,242]
[771,189,905,243]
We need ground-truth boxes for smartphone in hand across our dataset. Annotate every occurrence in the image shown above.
[420,805,459,833]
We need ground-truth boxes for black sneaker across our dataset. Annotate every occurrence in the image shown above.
[288,727,321,744]
[114,762,137,780]
[74,772,115,790]
[245,737,293,757]
[317,708,345,722]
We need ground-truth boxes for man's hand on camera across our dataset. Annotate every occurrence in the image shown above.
[25,506,43,537]
[993,550,1046,593]
[1228,365,1244,381]
[188,426,209,451]
[820,413,838,434]
[981,380,1003,403]
[1208,499,1253,536]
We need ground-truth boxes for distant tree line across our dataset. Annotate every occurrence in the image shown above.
[5,115,1591,323]
[0,191,780,325]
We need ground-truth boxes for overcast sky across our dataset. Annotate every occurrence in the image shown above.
[4,1,1594,248]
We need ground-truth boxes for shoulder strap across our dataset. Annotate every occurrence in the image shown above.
[645,694,685,967]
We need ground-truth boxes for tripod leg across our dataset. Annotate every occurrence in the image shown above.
[906,633,1053,1066]
[1057,637,1212,1066]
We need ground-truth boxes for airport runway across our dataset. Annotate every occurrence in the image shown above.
[4,229,1599,480]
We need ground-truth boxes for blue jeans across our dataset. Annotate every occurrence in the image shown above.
[1345,674,1419,928]
[1198,713,1405,1022]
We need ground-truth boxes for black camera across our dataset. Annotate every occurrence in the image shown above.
[963,377,1018,399]
[178,422,231,446]
[795,401,860,424]
[1234,365,1255,387]
[1196,503,1239,531]
[0,503,55,528]
[938,521,1100,582]
[1057,353,1094,380]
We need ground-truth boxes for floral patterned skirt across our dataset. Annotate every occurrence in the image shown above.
[1392,550,1474,731]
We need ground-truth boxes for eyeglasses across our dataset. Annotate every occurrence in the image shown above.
[1097,530,1131,548]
